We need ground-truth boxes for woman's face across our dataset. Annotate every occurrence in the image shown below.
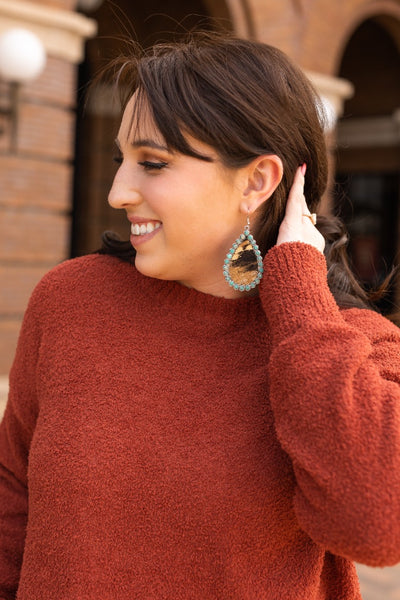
[108,95,251,298]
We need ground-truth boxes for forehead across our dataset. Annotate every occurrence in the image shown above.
[118,93,166,146]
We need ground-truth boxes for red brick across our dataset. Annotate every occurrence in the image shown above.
[0,265,49,314]
[0,209,70,263]
[17,103,75,160]
[23,58,77,108]
[0,156,71,211]
[0,321,21,374]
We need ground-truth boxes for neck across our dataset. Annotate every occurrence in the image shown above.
[177,277,259,299]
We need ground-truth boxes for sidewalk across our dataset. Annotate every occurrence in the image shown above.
[357,563,400,599]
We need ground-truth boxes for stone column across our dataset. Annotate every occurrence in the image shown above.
[306,71,354,214]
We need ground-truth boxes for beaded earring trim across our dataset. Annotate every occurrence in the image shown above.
[223,215,264,292]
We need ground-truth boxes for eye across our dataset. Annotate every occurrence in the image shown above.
[138,160,168,171]
[113,151,123,165]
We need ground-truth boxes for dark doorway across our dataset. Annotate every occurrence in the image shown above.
[335,18,400,313]
[336,172,399,311]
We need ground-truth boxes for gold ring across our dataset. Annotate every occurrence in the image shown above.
[303,213,317,225]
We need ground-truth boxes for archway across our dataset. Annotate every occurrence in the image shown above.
[72,0,233,257]
[333,22,400,600]
[335,17,400,313]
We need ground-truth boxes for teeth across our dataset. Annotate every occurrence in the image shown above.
[131,222,160,236]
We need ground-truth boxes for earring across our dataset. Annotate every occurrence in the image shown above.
[223,214,263,292]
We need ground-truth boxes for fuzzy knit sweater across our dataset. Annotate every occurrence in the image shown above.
[1,242,400,600]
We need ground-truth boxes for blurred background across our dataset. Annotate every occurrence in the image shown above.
[0,0,399,596]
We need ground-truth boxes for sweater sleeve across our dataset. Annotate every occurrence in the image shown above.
[261,241,400,567]
[0,284,42,599]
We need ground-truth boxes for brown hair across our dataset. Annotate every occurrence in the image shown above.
[99,32,376,310]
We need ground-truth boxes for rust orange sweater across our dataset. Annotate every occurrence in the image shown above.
[1,242,400,599]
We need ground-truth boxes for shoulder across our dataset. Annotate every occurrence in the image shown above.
[27,254,139,315]
[341,307,400,382]
[35,253,136,293]
[341,307,400,342]
[39,253,131,286]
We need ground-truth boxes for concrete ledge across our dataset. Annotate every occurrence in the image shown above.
[338,111,400,148]
[0,0,97,63]
[306,70,354,122]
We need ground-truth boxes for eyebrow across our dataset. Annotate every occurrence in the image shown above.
[132,139,170,152]
[114,138,170,152]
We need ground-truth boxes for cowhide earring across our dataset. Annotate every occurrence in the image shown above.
[223,213,263,292]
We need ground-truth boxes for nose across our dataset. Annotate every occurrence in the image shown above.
[108,167,141,210]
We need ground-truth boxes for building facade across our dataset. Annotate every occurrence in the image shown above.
[0,2,400,596]
[0,0,399,385]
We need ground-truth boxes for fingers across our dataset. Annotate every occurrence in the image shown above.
[284,165,307,222]
[276,164,325,253]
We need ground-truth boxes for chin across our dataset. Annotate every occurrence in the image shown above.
[134,255,171,282]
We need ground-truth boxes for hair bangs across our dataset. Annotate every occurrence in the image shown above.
[122,59,213,163]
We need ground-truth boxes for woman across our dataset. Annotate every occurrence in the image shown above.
[1,32,400,600]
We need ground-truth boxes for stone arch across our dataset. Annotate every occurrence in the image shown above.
[333,0,400,74]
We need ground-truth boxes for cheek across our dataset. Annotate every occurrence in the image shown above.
[150,173,238,240]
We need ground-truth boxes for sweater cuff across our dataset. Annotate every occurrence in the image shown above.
[260,242,341,345]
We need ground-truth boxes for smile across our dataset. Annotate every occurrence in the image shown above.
[131,222,161,236]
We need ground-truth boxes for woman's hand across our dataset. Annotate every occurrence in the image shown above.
[276,165,325,254]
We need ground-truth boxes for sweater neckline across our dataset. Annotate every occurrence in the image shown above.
[122,258,263,323]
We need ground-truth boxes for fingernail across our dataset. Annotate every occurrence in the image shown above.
[301,163,307,176]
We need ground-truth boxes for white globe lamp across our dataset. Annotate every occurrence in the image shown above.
[0,28,46,152]
[0,28,46,82]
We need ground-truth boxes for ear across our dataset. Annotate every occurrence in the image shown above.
[239,155,283,215]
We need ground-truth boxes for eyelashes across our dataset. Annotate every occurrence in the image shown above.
[112,156,168,171]
[138,161,168,171]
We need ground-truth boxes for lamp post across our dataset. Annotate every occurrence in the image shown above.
[0,28,46,153]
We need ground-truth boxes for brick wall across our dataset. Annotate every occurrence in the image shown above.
[245,0,400,74]
[0,0,95,375]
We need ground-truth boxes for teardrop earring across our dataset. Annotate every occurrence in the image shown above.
[223,214,264,292]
